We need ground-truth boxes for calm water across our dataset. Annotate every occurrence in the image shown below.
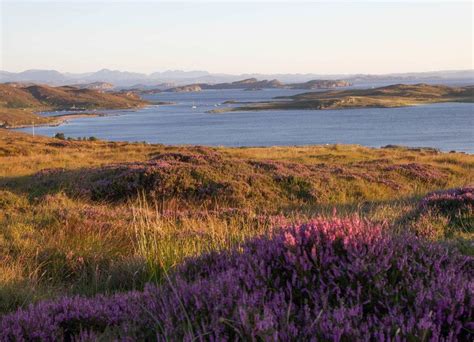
[17,89,474,153]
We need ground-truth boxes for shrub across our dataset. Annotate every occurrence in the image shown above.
[0,190,27,210]
[54,132,65,140]
[1,217,472,341]
[419,186,474,216]
[411,210,450,240]
[83,151,258,208]
[414,187,474,238]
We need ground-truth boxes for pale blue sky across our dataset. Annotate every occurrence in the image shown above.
[1,1,472,74]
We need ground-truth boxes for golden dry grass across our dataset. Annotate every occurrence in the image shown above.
[0,108,55,128]
[0,129,472,314]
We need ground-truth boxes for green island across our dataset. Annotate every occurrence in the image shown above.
[0,83,148,128]
[210,83,474,113]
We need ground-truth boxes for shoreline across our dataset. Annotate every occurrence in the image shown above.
[4,113,106,129]
[5,102,177,129]
[208,84,474,113]
[208,99,473,114]
[4,104,157,129]
[6,127,471,154]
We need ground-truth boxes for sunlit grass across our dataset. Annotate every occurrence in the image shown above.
[0,130,472,315]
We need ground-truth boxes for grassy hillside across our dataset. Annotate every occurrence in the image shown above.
[0,83,148,127]
[0,129,472,322]
[23,85,146,109]
[0,108,56,127]
[0,84,44,108]
[212,83,474,112]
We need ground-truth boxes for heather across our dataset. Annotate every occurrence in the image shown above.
[408,187,474,242]
[26,145,462,209]
[419,186,474,215]
[1,218,472,341]
[0,130,473,322]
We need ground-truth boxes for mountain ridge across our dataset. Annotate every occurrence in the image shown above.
[1,69,472,87]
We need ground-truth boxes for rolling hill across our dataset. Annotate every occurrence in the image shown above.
[212,83,474,112]
[0,83,148,127]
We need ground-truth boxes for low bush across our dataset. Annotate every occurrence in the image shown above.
[412,187,474,240]
[54,133,65,140]
[2,217,472,341]
[419,186,474,216]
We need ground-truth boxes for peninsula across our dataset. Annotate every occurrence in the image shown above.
[210,84,474,113]
[0,83,148,128]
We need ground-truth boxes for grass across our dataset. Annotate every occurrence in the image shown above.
[0,129,472,315]
[0,108,57,128]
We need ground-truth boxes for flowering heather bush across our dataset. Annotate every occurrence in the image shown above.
[419,186,474,215]
[80,150,262,207]
[384,163,445,183]
[2,217,472,341]
[412,187,474,241]
[27,147,453,209]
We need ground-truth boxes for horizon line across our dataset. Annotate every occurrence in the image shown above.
[2,67,473,77]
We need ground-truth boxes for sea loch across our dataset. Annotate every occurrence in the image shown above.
[19,88,474,153]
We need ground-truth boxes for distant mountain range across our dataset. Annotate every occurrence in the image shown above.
[0,69,213,87]
[1,69,473,88]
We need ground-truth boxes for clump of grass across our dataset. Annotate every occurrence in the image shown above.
[409,187,474,241]
[0,190,28,211]
[131,193,285,282]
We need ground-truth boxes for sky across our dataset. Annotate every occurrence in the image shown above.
[1,1,472,75]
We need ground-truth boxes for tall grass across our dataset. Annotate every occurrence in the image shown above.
[131,193,279,282]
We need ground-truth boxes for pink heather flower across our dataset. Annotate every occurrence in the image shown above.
[1,217,472,341]
[283,231,297,247]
